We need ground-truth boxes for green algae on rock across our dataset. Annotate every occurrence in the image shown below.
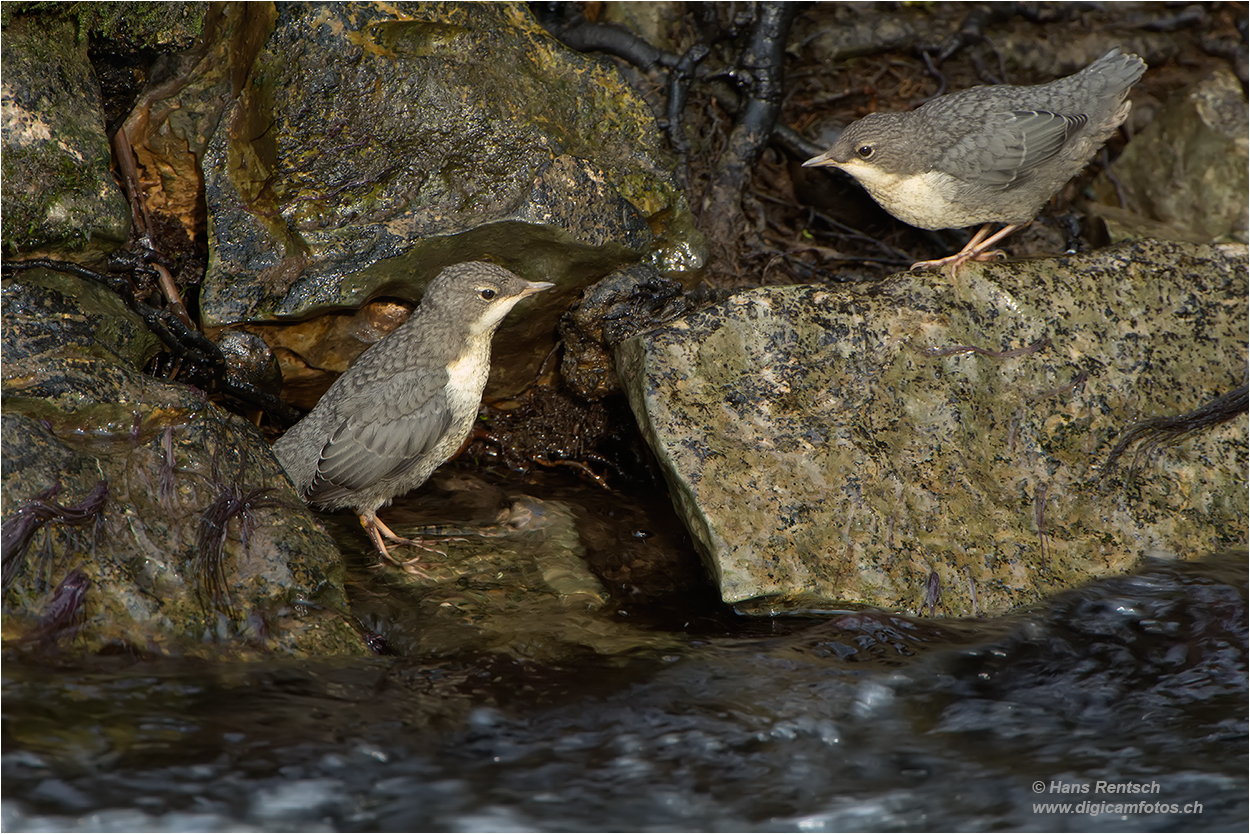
[195,2,703,346]
[1,13,131,255]
[618,240,1248,615]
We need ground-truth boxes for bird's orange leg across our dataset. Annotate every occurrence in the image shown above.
[909,223,1026,277]
[358,512,448,574]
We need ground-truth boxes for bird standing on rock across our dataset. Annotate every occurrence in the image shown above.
[273,262,553,563]
[803,48,1146,274]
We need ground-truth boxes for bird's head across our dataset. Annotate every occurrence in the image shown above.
[802,112,918,178]
[424,262,554,337]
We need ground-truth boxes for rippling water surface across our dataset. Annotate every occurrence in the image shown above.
[3,472,1246,832]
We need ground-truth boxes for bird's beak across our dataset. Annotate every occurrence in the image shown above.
[520,281,555,297]
[802,150,836,168]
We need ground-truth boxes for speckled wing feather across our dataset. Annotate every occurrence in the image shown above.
[305,367,452,506]
[938,109,1087,190]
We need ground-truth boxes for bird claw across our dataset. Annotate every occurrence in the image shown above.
[909,223,1022,278]
[908,253,974,277]
[361,513,466,568]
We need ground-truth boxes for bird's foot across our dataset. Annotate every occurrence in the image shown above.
[360,513,465,570]
[909,247,1009,277]
[909,252,973,276]
[909,223,1023,278]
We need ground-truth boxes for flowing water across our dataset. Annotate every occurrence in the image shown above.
[3,469,1246,832]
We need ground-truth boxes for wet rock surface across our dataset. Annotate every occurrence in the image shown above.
[1091,67,1249,245]
[1,271,363,658]
[216,329,283,396]
[200,6,700,298]
[192,2,703,397]
[619,239,1248,613]
[0,12,131,254]
[1,267,160,372]
[338,472,685,662]
[116,2,266,245]
[558,263,725,399]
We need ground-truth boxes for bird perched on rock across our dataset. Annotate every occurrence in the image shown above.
[273,262,553,562]
[803,48,1146,273]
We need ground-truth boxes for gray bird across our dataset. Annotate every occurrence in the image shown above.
[803,48,1146,273]
[273,262,553,562]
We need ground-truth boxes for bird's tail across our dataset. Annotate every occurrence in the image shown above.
[1085,47,1148,94]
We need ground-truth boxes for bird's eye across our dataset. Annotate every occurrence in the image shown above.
[856,145,874,159]
[479,288,497,300]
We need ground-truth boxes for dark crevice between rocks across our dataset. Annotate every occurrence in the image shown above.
[1,259,300,428]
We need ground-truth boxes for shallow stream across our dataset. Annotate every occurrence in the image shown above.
[3,470,1246,832]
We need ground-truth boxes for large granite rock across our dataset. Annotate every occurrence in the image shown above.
[1090,68,1249,245]
[618,240,1248,615]
[1,269,365,657]
[0,12,131,254]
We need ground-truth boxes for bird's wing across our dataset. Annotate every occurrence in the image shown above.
[305,368,453,505]
[941,109,1088,189]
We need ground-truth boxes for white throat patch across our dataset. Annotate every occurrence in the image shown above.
[470,296,526,338]
[836,159,966,229]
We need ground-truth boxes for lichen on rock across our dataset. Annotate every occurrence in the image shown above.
[619,240,1248,615]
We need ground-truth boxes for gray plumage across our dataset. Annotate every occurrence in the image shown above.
[273,262,552,559]
[803,49,1145,270]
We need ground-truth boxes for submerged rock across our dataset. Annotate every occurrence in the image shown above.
[618,240,1248,615]
[1,269,364,658]
[338,471,683,661]
[1090,68,1249,245]
[0,12,131,254]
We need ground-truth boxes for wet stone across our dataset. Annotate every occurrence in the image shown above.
[216,329,283,395]
[344,497,680,662]
[0,12,131,254]
[1,271,364,658]
[194,3,704,397]
[618,239,1248,614]
[116,3,268,247]
[1091,67,1249,245]
[336,470,688,662]
[559,264,726,399]
[0,268,160,372]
